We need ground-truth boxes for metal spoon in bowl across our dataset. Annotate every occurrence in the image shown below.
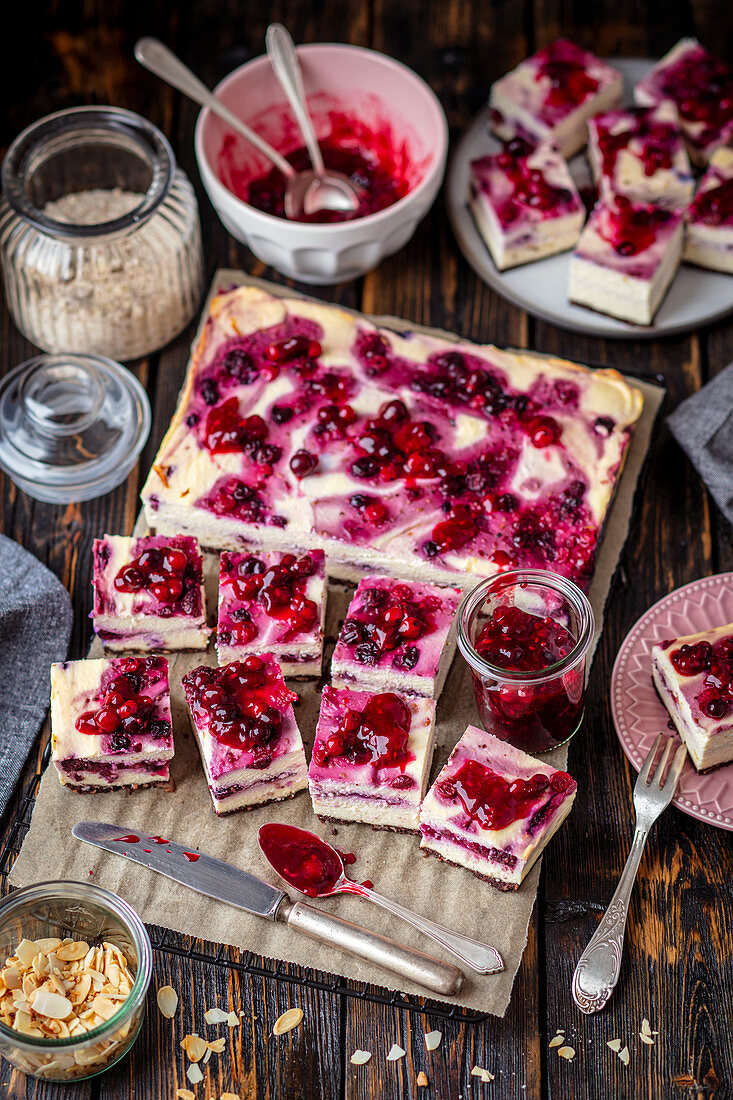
[258,822,504,974]
[265,23,362,219]
[134,36,358,221]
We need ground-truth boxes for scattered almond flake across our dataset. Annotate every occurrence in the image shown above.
[350,1049,372,1065]
[640,1033,655,1046]
[387,1043,405,1061]
[607,1039,622,1052]
[181,1034,208,1062]
[471,1066,494,1082]
[203,1048,212,1065]
[157,985,178,1019]
[619,1046,630,1065]
[186,1064,204,1085]
[208,1037,226,1054]
[558,1046,576,1061]
[30,990,73,1020]
[205,1006,230,1025]
[417,1071,429,1087]
[273,1007,303,1036]
[424,1029,442,1051]
[227,1010,240,1027]
[176,1091,195,1100]
[549,1035,565,1048]
[220,1094,241,1100]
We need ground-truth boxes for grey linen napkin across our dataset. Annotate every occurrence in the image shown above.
[668,362,733,524]
[0,535,72,817]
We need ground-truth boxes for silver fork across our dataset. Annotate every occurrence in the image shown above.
[571,734,687,1014]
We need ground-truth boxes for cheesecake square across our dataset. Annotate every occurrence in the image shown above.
[568,196,683,324]
[330,577,461,699]
[308,686,436,833]
[651,624,733,772]
[634,38,733,166]
[587,103,694,209]
[489,38,623,158]
[469,140,585,270]
[92,535,209,653]
[683,146,733,273]
[419,725,577,891]
[181,654,308,815]
[216,549,326,676]
[50,655,174,792]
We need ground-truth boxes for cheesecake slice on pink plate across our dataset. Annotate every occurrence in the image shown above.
[652,624,733,772]
[51,655,174,792]
[216,549,326,676]
[469,139,585,270]
[308,686,436,832]
[568,195,684,324]
[489,38,623,158]
[634,38,733,165]
[331,577,461,699]
[92,534,209,653]
[683,146,733,274]
[419,725,577,891]
[587,102,694,208]
[181,654,308,815]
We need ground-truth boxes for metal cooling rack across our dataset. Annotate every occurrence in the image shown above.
[0,738,487,1023]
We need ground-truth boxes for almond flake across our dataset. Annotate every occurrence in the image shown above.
[227,1010,240,1027]
[203,1048,212,1065]
[273,1007,303,1036]
[424,1029,442,1051]
[205,1007,230,1024]
[549,1035,565,1048]
[607,1039,622,1052]
[619,1046,630,1065]
[56,941,89,962]
[15,941,38,968]
[181,1034,208,1062]
[471,1066,494,1082]
[208,1037,226,1053]
[156,985,178,1019]
[417,1071,429,1087]
[186,1064,204,1085]
[387,1044,405,1061]
[220,1094,241,1099]
[350,1049,372,1065]
[558,1046,576,1061]
[31,990,73,1020]
[176,1091,195,1100]
[640,1033,655,1045]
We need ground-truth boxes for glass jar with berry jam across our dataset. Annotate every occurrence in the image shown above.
[457,569,594,754]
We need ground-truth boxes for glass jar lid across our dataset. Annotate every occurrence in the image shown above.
[0,353,151,502]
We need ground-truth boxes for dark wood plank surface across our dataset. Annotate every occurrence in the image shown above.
[3,1,733,1097]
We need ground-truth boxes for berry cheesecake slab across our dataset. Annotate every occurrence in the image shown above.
[568,196,684,324]
[488,38,623,158]
[331,577,461,698]
[634,38,733,166]
[651,624,733,772]
[587,103,694,209]
[308,687,436,832]
[419,725,577,891]
[468,140,585,270]
[140,285,643,594]
[181,654,308,815]
[683,147,733,274]
[92,535,209,653]
[50,656,174,792]
[217,549,326,676]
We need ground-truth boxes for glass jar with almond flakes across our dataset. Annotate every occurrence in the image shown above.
[0,881,151,1080]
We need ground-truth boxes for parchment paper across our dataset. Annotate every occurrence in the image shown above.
[10,274,665,1015]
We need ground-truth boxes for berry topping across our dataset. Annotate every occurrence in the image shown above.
[290,450,319,478]
[113,542,199,607]
[670,641,713,676]
[182,659,296,752]
[220,552,320,639]
[75,661,169,744]
[266,336,321,363]
[312,692,413,770]
[221,346,259,384]
[525,415,561,448]
[197,477,265,522]
[533,40,600,111]
[689,177,733,227]
[436,758,572,831]
[337,583,442,666]
[204,398,269,455]
[595,197,676,257]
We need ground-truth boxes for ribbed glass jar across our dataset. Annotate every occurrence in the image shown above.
[0,106,204,361]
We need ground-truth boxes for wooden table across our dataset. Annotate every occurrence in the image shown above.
[3,1,733,1096]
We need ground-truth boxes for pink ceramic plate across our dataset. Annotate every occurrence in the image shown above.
[612,573,733,831]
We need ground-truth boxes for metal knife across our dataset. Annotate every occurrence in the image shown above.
[72,822,464,997]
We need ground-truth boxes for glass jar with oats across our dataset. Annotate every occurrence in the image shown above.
[0,106,204,361]
[0,882,151,1080]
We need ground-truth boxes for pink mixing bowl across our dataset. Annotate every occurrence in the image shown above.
[194,43,448,283]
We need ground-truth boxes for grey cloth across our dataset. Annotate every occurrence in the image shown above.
[668,362,733,525]
[0,535,72,818]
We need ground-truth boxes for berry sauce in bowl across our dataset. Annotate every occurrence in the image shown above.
[457,570,594,754]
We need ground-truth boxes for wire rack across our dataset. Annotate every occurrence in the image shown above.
[0,739,487,1023]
